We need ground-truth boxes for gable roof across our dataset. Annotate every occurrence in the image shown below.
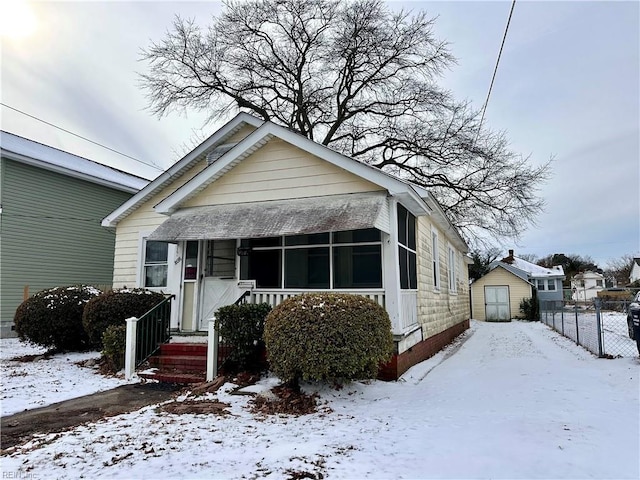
[490,257,565,280]
[101,112,263,227]
[102,113,468,251]
[1,131,148,193]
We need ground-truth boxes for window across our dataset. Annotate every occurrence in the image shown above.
[536,279,546,291]
[596,279,603,287]
[397,204,417,289]
[144,240,168,288]
[240,229,382,289]
[547,279,556,291]
[432,230,440,290]
[205,240,236,278]
[448,246,457,293]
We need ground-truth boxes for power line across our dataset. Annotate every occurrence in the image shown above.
[476,0,517,141]
[0,102,165,172]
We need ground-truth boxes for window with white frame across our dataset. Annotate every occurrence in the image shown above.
[143,240,168,288]
[432,229,440,290]
[397,204,417,289]
[448,246,457,293]
[536,279,546,291]
[547,279,556,291]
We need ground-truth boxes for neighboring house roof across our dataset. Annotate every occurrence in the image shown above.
[571,271,604,281]
[488,262,532,284]
[0,131,149,193]
[496,250,565,279]
[102,112,468,251]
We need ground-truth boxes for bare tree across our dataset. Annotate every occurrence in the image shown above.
[468,247,502,281]
[140,0,550,243]
[605,254,635,287]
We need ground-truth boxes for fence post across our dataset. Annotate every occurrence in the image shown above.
[124,316,139,380]
[595,298,604,357]
[206,316,218,382]
[574,301,580,346]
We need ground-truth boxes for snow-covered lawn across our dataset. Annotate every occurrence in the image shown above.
[2,321,639,479]
[0,339,135,416]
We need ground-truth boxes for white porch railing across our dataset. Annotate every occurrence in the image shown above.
[400,290,418,330]
[250,289,386,308]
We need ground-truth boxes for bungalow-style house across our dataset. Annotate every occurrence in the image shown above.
[0,131,148,337]
[470,250,565,321]
[102,113,471,379]
[571,271,605,301]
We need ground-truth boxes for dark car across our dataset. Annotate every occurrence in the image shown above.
[627,291,640,354]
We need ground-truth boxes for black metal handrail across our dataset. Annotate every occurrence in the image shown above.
[233,290,252,305]
[135,294,174,367]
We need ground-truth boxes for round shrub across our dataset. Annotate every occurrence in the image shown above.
[14,285,102,351]
[102,324,127,373]
[216,303,271,372]
[83,289,166,348]
[264,293,393,384]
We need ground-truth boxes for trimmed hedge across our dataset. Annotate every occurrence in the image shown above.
[264,293,393,384]
[83,289,166,348]
[13,285,102,351]
[216,302,271,372]
[102,324,127,372]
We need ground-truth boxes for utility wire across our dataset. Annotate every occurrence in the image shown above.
[476,0,517,142]
[0,102,165,172]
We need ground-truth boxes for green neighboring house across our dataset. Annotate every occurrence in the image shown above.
[0,131,148,337]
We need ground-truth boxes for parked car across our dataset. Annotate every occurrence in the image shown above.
[627,291,640,353]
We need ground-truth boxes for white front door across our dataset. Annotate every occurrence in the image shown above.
[485,286,510,321]
[197,239,240,330]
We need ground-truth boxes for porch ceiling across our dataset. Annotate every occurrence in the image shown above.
[148,191,390,241]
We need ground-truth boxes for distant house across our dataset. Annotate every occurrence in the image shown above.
[102,112,471,380]
[470,250,565,321]
[571,271,605,301]
[630,258,640,285]
[0,131,148,337]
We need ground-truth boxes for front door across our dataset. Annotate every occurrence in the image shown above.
[485,286,510,321]
[197,239,240,330]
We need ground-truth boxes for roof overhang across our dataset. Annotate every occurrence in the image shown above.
[147,192,390,242]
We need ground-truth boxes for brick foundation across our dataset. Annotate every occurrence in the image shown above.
[378,319,470,380]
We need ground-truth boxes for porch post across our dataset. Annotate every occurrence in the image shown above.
[124,316,138,380]
[206,316,218,381]
[384,198,402,332]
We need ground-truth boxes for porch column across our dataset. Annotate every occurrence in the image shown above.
[383,198,402,332]
[206,316,219,381]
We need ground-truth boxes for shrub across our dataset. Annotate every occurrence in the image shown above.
[14,285,102,351]
[520,294,540,321]
[264,293,393,384]
[102,324,127,372]
[216,303,271,372]
[83,289,166,348]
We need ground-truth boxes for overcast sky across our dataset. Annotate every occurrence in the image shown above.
[1,0,638,268]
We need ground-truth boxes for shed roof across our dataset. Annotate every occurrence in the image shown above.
[0,131,148,193]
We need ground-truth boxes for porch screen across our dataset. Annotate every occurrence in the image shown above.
[397,204,417,289]
[239,229,381,289]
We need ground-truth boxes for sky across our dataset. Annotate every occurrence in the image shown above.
[2,320,639,477]
[0,0,638,268]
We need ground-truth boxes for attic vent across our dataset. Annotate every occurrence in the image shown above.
[205,143,236,165]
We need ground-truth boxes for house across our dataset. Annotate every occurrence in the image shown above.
[571,271,605,301]
[470,250,565,321]
[630,258,640,285]
[102,113,471,380]
[0,131,148,337]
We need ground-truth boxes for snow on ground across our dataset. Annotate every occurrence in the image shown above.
[0,338,135,416]
[2,321,639,479]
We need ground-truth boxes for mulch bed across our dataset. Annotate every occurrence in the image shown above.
[249,385,319,416]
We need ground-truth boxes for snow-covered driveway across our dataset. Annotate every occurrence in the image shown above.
[2,321,638,479]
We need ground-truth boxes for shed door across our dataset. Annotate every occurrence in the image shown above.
[485,286,510,321]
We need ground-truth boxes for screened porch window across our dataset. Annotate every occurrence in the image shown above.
[144,240,168,288]
[397,204,417,289]
[239,229,381,289]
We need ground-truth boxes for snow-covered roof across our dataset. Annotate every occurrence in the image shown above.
[1,131,149,193]
[489,256,565,280]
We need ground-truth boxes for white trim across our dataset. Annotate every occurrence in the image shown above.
[153,121,433,216]
[101,113,263,227]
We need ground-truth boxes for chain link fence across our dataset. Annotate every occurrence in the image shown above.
[540,298,639,358]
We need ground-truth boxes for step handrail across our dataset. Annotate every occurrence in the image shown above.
[135,294,175,367]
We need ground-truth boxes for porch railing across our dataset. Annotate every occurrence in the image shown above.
[400,290,418,330]
[250,289,386,308]
[124,295,174,379]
